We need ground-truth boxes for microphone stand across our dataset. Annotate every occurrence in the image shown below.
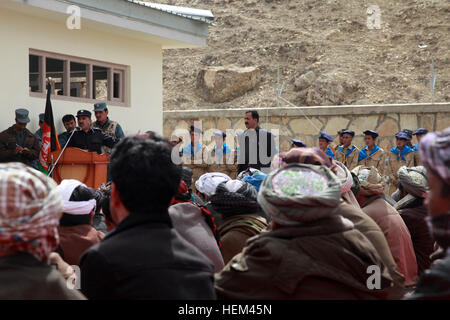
[48,128,78,176]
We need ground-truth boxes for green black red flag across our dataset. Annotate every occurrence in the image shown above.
[38,81,61,174]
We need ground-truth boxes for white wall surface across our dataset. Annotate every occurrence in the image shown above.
[0,7,163,135]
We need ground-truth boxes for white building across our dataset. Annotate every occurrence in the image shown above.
[0,0,213,135]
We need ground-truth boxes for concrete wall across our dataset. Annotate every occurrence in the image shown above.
[164,103,450,152]
[0,7,162,135]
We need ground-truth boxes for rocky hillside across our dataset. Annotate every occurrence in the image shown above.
[159,0,450,110]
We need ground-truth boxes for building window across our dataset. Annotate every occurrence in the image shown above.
[29,49,128,106]
[29,55,42,93]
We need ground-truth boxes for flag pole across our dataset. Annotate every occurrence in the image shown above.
[48,128,77,176]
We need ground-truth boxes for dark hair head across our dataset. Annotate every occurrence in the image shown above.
[245,110,259,122]
[69,184,103,214]
[110,135,182,213]
[62,114,76,124]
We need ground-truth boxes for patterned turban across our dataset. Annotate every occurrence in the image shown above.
[419,127,450,185]
[258,163,342,226]
[0,163,63,261]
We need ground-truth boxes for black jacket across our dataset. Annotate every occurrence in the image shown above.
[0,125,40,166]
[67,127,118,154]
[398,203,434,275]
[237,126,276,174]
[405,254,450,300]
[79,211,216,300]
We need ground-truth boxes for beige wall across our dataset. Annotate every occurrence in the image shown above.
[164,103,450,152]
[0,7,162,135]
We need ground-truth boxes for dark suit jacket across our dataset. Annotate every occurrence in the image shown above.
[80,211,216,299]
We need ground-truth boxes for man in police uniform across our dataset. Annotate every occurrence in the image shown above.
[92,103,124,156]
[68,109,119,154]
[0,108,40,167]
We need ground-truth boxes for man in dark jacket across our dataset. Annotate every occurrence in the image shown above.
[406,128,450,299]
[80,135,216,299]
[0,109,40,167]
[237,110,277,174]
[68,110,119,155]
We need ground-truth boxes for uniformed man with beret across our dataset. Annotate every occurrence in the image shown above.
[335,129,360,170]
[358,130,386,176]
[92,102,124,156]
[67,109,119,155]
[318,131,335,159]
[386,131,415,196]
[0,108,40,167]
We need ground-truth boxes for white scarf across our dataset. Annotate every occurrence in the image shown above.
[56,179,96,215]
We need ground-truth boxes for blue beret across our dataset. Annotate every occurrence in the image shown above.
[318,131,333,142]
[93,102,107,111]
[291,139,306,148]
[413,128,428,135]
[363,130,378,138]
[341,130,355,137]
[395,131,411,141]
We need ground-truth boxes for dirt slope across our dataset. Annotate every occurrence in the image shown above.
[157,0,449,110]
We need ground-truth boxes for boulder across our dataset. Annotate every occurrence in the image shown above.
[196,66,261,103]
[305,74,345,106]
[294,71,316,91]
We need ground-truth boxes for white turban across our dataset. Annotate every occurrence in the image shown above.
[56,179,96,215]
[195,172,231,197]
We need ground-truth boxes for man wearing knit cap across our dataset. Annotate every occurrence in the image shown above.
[55,179,105,266]
[215,163,394,299]
[0,163,84,299]
[393,166,434,276]
[318,131,335,159]
[335,130,360,171]
[210,180,268,264]
[358,130,386,176]
[387,131,415,197]
[406,127,450,299]
[352,165,418,288]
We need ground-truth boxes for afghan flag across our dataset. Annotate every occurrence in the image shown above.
[38,82,61,175]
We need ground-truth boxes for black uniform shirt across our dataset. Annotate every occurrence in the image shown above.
[68,127,119,154]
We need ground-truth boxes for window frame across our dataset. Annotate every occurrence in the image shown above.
[29,49,129,107]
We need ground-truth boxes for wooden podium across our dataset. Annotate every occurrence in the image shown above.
[50,148,109,189]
